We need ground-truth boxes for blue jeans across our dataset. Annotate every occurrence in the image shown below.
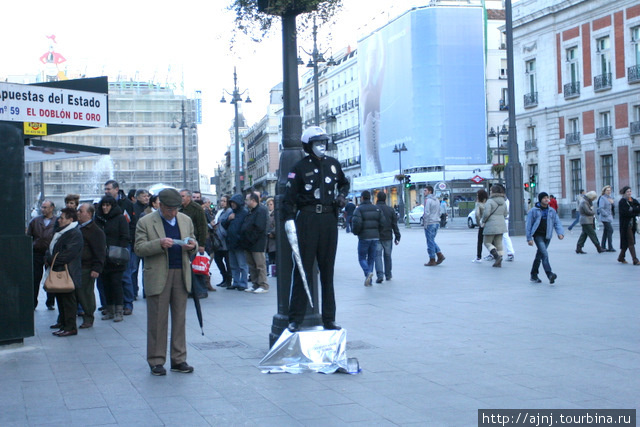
[357,239,378,276]
[121,245,135,310]
[375,240,393,279]
[228,249,248,289]
[531,235,552,277]
[568,213,580,230]
[424,224,441,259]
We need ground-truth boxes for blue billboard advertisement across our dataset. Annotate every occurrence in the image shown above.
[358,6,486,177]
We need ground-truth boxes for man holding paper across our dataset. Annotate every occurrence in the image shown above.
[135,188,197,376]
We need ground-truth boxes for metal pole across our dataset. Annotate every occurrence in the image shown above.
[504,0,526,235]
[312,18,320,126]
[233,81,241,194]
[180,101,187,189]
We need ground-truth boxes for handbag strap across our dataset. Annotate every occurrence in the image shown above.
[50,252,59,267]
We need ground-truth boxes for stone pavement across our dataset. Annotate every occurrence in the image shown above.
[1,222,638,426]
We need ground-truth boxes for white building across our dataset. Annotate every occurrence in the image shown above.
[513,0,640,215]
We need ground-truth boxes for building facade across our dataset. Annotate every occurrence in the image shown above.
[514,0,640,215]
[26,80,200,206]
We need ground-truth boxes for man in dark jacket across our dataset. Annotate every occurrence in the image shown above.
[344,199,356,233]
[27,199,58,309]
[374,192,401,283]
[352,190,388,287]
[131,189,149,299]
[76,203,106,328]
[223,194,249,290]
[242,192,269,293]
[180,189,210,298]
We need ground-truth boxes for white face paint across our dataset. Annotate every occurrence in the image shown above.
[311,141,326,158]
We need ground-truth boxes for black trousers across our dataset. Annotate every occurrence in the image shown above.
[289,211,338,324]
[55,291,77,331]
[102,269,124,306]
[214,249,231,281]
[476,227,484,259]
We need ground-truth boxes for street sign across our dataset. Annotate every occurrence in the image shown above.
[437,182,447,191]
[23,122,47,136]
[471,175,484,183]
[0,82,108,127]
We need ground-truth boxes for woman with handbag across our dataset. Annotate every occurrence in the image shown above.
[618,186,640,265]
[95,196,130,321]
[46,207,83,337]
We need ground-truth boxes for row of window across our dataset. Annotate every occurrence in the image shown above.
[568,151,640,199]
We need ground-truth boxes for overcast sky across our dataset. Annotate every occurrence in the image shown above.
[2,0,434,177]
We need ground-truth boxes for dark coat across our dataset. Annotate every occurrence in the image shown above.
[241,203,268,252]
[117,196,136,244]
[376,201,401,242]
[352,200,387,240]
[80,220,106,273]
[619,196,640,248]
[95,205,129,272]
[266,210,276,253]
[223,194,248,251]
[27,215,58,254]
[45,223,83,290]
[180,201,208,248]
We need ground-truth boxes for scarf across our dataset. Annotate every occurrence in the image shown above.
[49,221,79,254]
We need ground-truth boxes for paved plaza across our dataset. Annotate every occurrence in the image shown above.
[1,219,638,426]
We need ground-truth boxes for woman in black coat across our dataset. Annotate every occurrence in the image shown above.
[618,186,640,265]
[46,208,83,336]
[95,196,130,321]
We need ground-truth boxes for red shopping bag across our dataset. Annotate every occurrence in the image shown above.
[192,251,210,275]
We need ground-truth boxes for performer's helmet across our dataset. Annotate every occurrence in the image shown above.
[301,126,330,154]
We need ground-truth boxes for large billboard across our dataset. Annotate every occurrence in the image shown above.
[358,6,486,177]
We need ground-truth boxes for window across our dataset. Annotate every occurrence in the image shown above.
[567,118,581,145]
[500,58,507,79]
[595,36,612,90]
[601,155,613,187]
[570,159,583,200]
[565,47,580,98]
[631,27,640,83]
[525,126,537,151]
[636,151,640,196]
[524,59,537,107]
[597,111,612,140]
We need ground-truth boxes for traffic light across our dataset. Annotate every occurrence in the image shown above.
[404,175,412,188]
[529,174,537,189]
[524,182,530,190]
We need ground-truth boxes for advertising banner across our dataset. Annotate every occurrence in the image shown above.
[358,6,486,177]
[0,82,108,127]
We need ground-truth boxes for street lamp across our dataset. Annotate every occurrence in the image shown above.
[392,143,408,225]
[171,100,197,189]
[220,67,251,194]
[298,16,335,126]
[488,125,508,185]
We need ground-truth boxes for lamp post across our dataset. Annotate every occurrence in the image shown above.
[220,67,251,194]
[171,100,196,189]
[488,125,508,185]
[392,143,407,225]
[504,0,526,235]
[298,16,335,126]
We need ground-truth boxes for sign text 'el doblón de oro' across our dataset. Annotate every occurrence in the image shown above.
[0,82,107,128]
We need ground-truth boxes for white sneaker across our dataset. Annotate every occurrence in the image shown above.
[483,255,494,261]
[472,258,482,263]
[244,288,255,293]
[253,288,268,294]
[507,254,514,261]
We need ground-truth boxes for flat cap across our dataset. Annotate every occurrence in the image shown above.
[158,188,181,207]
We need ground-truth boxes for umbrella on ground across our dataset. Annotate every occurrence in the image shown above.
[191,291,204,336]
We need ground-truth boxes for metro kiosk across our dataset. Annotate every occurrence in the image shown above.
[0,77,108,346]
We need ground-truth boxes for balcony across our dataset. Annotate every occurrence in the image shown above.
[340,155,361,169]
[628,65,640,84]
[594,73,612,91]
[331,125,359,143]
[596,126,612,141]
[566,132,581,145]
[523,92,538,108]
[499,99,508,111]
[524,139,537,151]
[563,81,580,99]
[630,121,640,136]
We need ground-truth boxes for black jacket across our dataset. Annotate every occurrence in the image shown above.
[80,220,106,273]
[376,201,401,242]
[223,194,248,251]
[241,203,268,252]
[95,205,129,272]
[352,200,387,240]
[45,223,83,290]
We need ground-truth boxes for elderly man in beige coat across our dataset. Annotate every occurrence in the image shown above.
[135,188,197,376]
